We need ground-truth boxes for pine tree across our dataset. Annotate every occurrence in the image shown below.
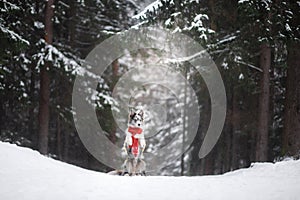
[283,0,300,157]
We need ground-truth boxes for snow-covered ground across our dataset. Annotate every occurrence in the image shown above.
[0,141,299,200]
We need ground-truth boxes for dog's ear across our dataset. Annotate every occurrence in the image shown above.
[129,108,135,117]
[129,108,133,114]
[138,110,144,117]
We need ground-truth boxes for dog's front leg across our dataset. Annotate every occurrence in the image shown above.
[139,138,146,152]
[122,131,132,154]
[136,133,146,154]
[125,131,133,146]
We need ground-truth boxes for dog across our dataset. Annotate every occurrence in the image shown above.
[122,108,146,176]
[123,109,146,151]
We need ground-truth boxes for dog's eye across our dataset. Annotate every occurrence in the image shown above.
[130,113,136,118]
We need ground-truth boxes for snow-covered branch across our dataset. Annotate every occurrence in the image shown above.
[160,50,207,65]
[235,59,263,72]
[133,0,163,19]
[0,24,29,45]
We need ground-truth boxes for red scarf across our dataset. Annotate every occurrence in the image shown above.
[127,126,143,156]
[128,126,143,136]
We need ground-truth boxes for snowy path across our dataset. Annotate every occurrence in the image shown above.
[0,142,299,200]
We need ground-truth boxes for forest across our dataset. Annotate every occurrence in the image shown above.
[0,0,300,176]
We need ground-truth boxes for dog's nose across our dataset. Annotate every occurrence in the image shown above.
[138,123,141,126]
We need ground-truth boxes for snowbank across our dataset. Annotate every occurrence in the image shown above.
[0,141,299,200]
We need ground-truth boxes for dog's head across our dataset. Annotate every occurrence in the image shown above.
[128,109,144,128]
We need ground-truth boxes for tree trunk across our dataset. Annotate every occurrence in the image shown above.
[56,115,62,159]
[110,59,119,144]
[255,43,271,161]
[231,88,240,169]
[38,0,54,155]
[189,89,210,175]
[283,41,300,156]
[63,132,70,162]
[181,66,188,176]
[224,117,232,172]
[68,0,76,48]
[203,149,216,175]
[29,63,36,148]
[0,98,3,135]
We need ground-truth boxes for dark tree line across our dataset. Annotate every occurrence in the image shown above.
[1,0,300,175]
[0,0,138,171]
[136,0,300,175]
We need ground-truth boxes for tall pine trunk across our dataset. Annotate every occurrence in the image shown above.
[38,0,54,154]
[29,63,36,148]
[283,41,300,156]
[110,59,119,144]
[255,43,271,161]
[231,88,240,170]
